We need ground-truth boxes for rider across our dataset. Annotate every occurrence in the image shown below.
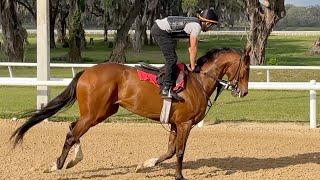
[151,8,219,100]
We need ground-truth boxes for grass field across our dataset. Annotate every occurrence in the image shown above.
[0,86,319,123]
[0,34,320,123]
[1,34,319,65]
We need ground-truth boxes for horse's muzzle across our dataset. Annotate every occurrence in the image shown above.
[231,87,248,98]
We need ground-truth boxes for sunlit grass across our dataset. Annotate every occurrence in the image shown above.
[0,34,320,122]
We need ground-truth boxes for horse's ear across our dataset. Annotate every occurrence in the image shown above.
[242,46,252,65]
[244,46,251,57]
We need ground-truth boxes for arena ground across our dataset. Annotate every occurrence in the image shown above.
[1,119,320,179]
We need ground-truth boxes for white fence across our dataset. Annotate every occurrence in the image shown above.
[198,80,320,128]
[1,30,320,36]
[1,62,319,83]
[0,63,319,128]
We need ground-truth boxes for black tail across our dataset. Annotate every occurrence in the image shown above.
[10,71,84,147]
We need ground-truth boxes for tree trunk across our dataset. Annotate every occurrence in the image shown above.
[149,8,157,45]
[142,28,148,45]
[132,0,158,51]
[108,0,142,63]
[133,15,143,52]
[198,0,211,10]
[57,0,68,45]
[170,0,182,15]
[109,28,128,63]
[0,0,27,62]
[245,0,285,65]
[68,0,85,63]
[103,13,109,42]
[310,38,320,55]
[49,0,60,48]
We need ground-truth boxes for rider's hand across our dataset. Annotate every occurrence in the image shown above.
[187,64,195,72]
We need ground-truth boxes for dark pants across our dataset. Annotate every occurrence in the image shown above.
[151,23,177,87]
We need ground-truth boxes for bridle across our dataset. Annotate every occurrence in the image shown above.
[199,57,243,117]
[226,58,243,91]
[200,57,243,95]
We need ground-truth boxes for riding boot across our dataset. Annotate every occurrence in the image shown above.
[161,85,184,101]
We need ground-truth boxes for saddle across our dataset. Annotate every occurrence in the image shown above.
[135,62,187,93]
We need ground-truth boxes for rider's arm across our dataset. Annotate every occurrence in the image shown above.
[189,35,198,71]
[184,22,201,71]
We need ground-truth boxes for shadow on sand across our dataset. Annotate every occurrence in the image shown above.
[72,152,320,179]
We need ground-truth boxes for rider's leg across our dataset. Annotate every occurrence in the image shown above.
[151,24,183,101]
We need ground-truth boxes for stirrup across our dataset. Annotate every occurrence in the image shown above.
[168,90,184,101]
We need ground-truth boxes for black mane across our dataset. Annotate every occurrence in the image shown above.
[195,48,239,71]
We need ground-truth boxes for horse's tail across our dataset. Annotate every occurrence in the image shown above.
[10,71,84,147]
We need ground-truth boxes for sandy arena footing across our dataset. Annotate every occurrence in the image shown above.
[1,120,320,180]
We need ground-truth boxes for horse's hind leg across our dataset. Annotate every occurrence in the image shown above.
[46,96,119,172]
[46,128,78,173]
[65,122,83,169]
[136,124,177,172]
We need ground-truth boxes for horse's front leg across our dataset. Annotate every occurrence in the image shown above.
[136,124,177,172]
[175,120,192,180]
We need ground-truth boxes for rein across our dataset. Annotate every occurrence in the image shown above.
[201,73,232,118]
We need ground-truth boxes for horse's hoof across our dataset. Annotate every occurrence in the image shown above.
[175,174,185,180]
[43,162,58,173]
[66,160,77,169]
[135,157,159,172]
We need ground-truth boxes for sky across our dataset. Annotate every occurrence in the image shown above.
[285,0,320,6]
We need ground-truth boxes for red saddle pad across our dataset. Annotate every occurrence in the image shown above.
[137,63,186,92]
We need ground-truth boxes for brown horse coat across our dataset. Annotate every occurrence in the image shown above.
[11,48,250,179]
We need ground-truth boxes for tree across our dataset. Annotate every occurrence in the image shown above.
[17,0,58,48]
[0,0,27,62]
[17,0,36,21]
[49,0,60,48]
[68,0,86,62]
[310,38,320,55]
[87,0,109,42]
[182,0,198,16]
[220,0,245,28]
[245,0,286,65]
[132,0,159,52]
[107,0,143,63]
[57,0,69,46]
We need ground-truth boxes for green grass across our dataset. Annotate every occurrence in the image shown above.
[0,86,146,122]
[1,34,319,65]
[1,34,320,123]
[206,90,319,123]
[0,86,318,123]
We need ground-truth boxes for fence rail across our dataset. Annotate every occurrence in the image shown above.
[1,30,320,36]
[0,63,319,128]
[0,76,318,129]
[1,62,319,82]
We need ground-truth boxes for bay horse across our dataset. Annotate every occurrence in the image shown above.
[11,47,250,180]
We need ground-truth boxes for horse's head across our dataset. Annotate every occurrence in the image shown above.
[225,47,251,97]
[196,47,251,98]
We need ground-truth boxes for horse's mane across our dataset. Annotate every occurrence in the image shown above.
[195,48,240,70]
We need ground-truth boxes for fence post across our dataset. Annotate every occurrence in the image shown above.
[36,0,50,115]
[267,69,270,82]
[72,67,75,77]
[310,80,317,129]
[8,66,13,78]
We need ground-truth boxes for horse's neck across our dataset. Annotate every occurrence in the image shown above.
[197,61,229,97]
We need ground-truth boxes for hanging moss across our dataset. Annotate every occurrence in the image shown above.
[78,0,85,12]
[69,10,82,44]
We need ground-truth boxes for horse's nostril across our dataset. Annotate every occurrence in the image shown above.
[243,92,248,96]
